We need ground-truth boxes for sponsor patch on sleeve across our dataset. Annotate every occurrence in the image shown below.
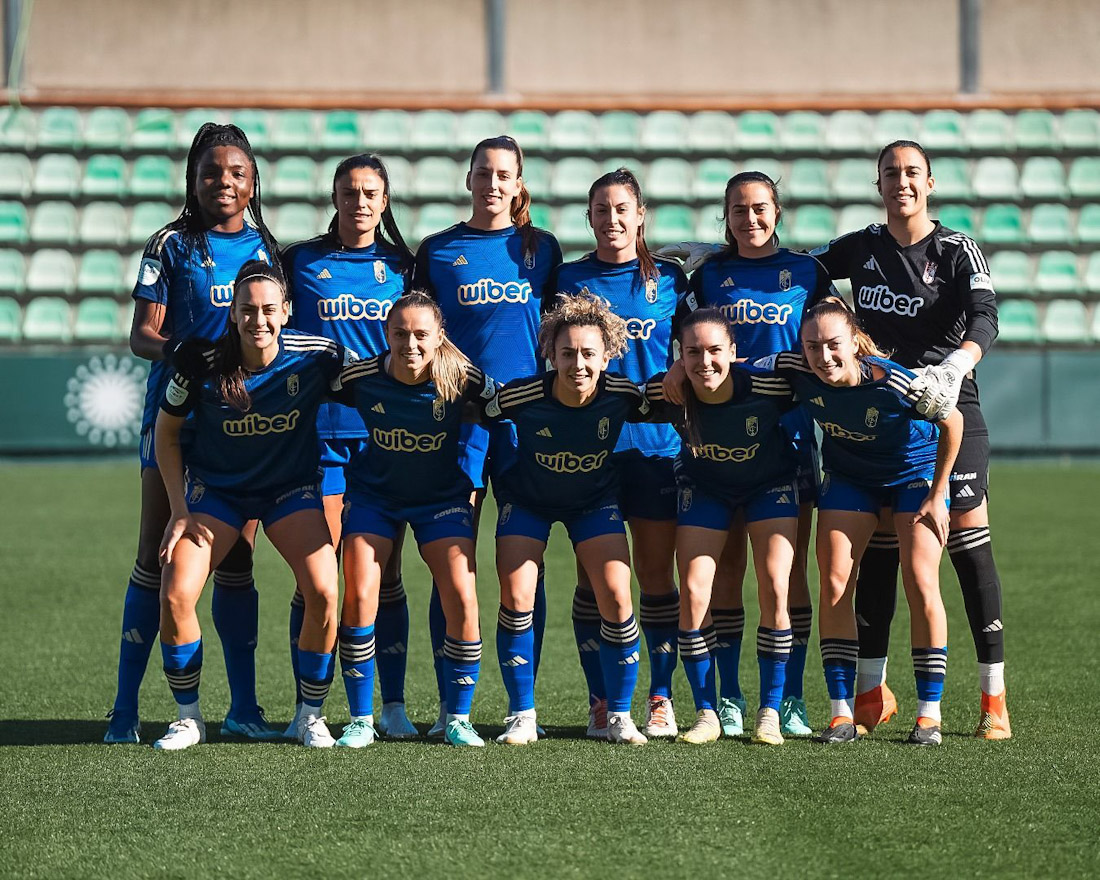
[970,272,992,290]
[139,257,163,286]
[166,377,188,407]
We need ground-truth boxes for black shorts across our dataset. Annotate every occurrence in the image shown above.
[949,397,989,512]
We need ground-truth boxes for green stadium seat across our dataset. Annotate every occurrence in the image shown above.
[129,202,176,244]
[966,109,1012,151]
[1060,109,1099,150]
[833,159,877,202]
[930,157,971,200]
[1042,299,1091,343]
[1036,251,1080,296]
[1091,304,1100,341]
[414,157,463,200]
[413,203,460,242]
[389,200,412,235]
[456,110,506,148]
[129,155,178,199]
[556,204,592,247]
[273,204,321,244]
[936,204,976,237]
[270,157,318,200]
[131,108,177,151]
[980,203,1025,244]
[74,297,125,342]
[694,158,736,200]
[1019,157,1067,199]
[321,110,363,152]
[1014,110,1058,152]
[687,112,735,154]
[0,296,20,341]
[646,158,693,201]
[826,111,874,153]
[872,110,921,145]
[80,201,129,246]
[521,156,551,199]
[788,159,830,201]
[0,154,32,198]
[738,158,784,188]
[313,155,340,199]
[0,106,34,149]
[551,111,599,152]
[1028,203,1075,246]
[22,296,72,342]
[920,110,965,151]
[271,111,316,151]
[177,109,222,148]
[996,299,1040,343]
[1067,157,1100,198]
[36,107,83,150]
[33,153,80,197]
[600,156,635,176]
[837,204,882,236]
[988,250,1031,297]
[30,202,78,245]
[507,110,551,150]
[410,110,456,151]
[693,208,723,243]
[780,111,826,154]
[972,157,1019,200]
[0,201,29,244]
[552,157,600,200]
[787,205,835,249]
[365,110,411,152]
[83,107,131,150]
[1088,253,1100,296]
[641,111,689,153]
[528,204,551,229]
[0,250,26,294]
[230,109,271,150]
[649,206,695,244]
[82,154,128,198]
[736,112,780,153]
[599,111,642,152]
[77,250,125,295]
[380,156,412,196]
[1077,204,1100,244]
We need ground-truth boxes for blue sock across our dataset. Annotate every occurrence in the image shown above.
[712,607,745,701]
[289,590,305,704]
[532,564,547,677]
[112,563,161,715]
[784,606,813,700]
[639,591,679,699]
[375,578,409,704]
[571,586,605,703]
[339,625,376,717]
[678,629,716,711]
[599,616,641,714]
[497,606,535,713]
[443,636,481,716]
[757,627,793,711]
[297,648,335,710]
[821,638,859,714]
[429,582,447,705]
[162,638,203,706]
[913,646,948,708]
[211,571,258,715]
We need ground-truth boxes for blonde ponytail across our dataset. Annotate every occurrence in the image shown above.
[387,291,472,404]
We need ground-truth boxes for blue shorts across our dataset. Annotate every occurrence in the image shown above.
[496,500,626,546]
[612,451,678,521]
[793,439,821,505]
[344,492,474,545]
[677,481,800,530]
[185,475,323,531]
[460,421,519,491]
[818,473,950,516]
[139,426,157,471]
[319,437,369,497]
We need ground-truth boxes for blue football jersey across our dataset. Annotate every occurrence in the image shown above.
[412,223,562,382]
[134,224,271,432]
[645,366,799,500]
[549,254,686,457]
[332,354,496,507]
[284,235,408,438]
[769,352,938,487]
[481,371,651,517]
[160,330,347,494]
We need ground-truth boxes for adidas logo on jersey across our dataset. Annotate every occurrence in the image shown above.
[536,426,553,437]
[372,402,386,414]
[810,396,825,406]
[720,277,735,288]
[863,256,878,272]
[316,268,333,280]
[452,255,469,266]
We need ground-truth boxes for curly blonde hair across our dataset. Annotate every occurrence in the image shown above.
[538,293,629,361]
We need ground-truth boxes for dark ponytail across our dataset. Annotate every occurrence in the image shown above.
[588,167,658,283]
[469,136,539,260]
[328,153,414,273]
[215,261,288,412]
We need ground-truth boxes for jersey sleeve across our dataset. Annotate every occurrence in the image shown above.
[746,368,799,411]
[807,255,840,308]
[132,229,176,304]
[329,355,376,404]
[951,237,999,354]
[641,373,680,424]
[883,363,935,420]
[160,371,199,417]
[673,271,706,334]
[541,263,565,315]
[605,374,652,423]
[411,241,436,297]
[809,230,860,281]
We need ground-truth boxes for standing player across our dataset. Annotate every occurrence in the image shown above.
[412,136,562,735]
[283,154,417,740]
[548,169,687,739]
[486,294,651,745]
[811,141,1010,739]
[331,292,493,747]
[105,123,279,744]
[153,262,347,750]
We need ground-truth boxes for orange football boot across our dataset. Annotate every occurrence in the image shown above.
[854,682,898,734]
[975,690,1012,740]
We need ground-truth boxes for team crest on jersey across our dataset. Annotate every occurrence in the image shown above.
[922,261,937,285]
[779,269,792,292]
[645,277,658,303]
[746,416,759,437]
[598,416,610,439]
[432,397,446,421]
[499,503,512,525]
[374,260,387,284]
[189,482,206,504]
[680,488,693,512]
[525,251,536,270]
[865,407,879,428]
[287,374,299,397]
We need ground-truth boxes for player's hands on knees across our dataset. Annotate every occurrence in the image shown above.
[912,492,950,547]
[160,514,214,565]
[662,359,688,405]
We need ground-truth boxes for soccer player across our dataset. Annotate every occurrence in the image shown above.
[668,171,833,738]
[767,297,963,746]
[811,141,1011,740]
[283,154,417,741]
[548,169,687,739]
[105,123,280,744]
[485,294,651,746]
[645,308,802,746]
[152,262,348,750]
[331,292,493,747]
[412,136,562,735]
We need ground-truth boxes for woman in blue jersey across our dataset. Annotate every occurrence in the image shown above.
[105,123,280,745]
[153,262,347,751]
[284,154,418,741]
[549,169,687,739]
[770,297,963,746]
[645,308,802,746]
[666,171,831,738]
[412,135,561,734]
[331,292,494,748]
[485,294,651,746]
